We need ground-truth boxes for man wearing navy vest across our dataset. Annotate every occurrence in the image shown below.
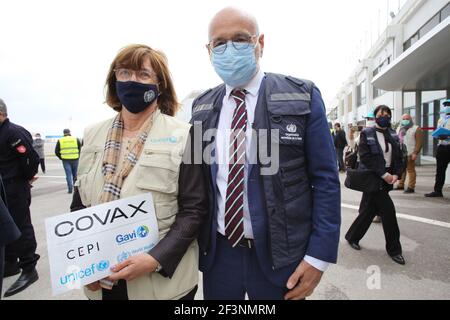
[191,7,341,300]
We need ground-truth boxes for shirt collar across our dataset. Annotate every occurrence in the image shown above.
[225,69,265,99]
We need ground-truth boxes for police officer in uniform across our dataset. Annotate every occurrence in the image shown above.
[55,128,82,194]
[0,98,40,297]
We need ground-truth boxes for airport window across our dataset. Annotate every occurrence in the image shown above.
[356,81,366,106]
[441,2,450,21]
[403,33,418,51]
[372,56,392,77]
[418,13,439,38]
[404,3,450,52]
[373,86,385,99]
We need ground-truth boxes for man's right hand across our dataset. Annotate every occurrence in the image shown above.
[86,281,101,292]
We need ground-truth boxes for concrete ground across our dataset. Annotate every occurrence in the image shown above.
[2,157,449,300]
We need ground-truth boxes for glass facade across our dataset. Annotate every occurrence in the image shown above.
[421,91,446,156]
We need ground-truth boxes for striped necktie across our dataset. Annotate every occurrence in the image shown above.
[224,89,247,247]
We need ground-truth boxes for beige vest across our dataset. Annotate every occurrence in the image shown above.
[75,110,198,300]
[403,125,418,156]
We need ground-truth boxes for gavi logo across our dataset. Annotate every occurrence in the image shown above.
[116,225,149,245]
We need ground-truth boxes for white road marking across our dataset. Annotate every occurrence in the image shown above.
[36,175,66,178]
[342,203,450,229]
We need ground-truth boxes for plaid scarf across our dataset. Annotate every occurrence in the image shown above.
[99,112,154,203]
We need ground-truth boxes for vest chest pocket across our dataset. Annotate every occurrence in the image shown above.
[136,149,181,194]
[77,146,103,175]
[267,100,310,146]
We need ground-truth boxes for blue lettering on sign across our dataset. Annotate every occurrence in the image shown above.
[116,231,137,244]
[59,260,110,286]
[116,226,149,245]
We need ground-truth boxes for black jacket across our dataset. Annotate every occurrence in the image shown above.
[0,119,39,181]
[358,127,404,186]
[0,176,21,246]
[334,129,348,149]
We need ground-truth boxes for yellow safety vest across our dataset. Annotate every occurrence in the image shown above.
[59,136,79,160]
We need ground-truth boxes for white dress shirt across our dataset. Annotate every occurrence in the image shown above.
[215,69,329,272]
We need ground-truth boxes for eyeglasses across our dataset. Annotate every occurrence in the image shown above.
[208,34,258,54]
[114,68,157,83]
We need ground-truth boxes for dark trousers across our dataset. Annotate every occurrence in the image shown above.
[434,145,450,193]
[39,158,46,174]
[345,190,402,256]
[336,147,345,171]
[62,160,79,192]
[203,233,288,300]
[3,179,39,272]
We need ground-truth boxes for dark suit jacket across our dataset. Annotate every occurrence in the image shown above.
[0,176,21,246]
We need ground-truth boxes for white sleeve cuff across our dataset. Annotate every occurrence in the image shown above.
[381,172,389,179]
[304,255,329,272]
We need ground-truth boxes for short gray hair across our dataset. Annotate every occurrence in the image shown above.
[0,98,7,116]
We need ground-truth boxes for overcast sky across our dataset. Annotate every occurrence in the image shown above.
[0,0,405,137]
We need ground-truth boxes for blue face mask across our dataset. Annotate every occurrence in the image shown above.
[443,106,450,115]
[211,42,257,88]
[116,81,159,114]
[376,116,391,128]
[401,120,411,126]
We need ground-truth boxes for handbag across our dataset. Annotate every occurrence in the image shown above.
[344,145,358,170]
[344,169,383,193]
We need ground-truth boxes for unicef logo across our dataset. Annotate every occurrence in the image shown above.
[136,225,149,238]
[286,124,297,133]
[117,251,131,263]
[144,90,155,103]
[96,260,110,272]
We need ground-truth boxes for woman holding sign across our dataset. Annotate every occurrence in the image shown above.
[70,44,207,300]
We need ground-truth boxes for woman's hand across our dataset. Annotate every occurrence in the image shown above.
[391,175,399,185]
[383,173,393,184]
[106,253,159,282]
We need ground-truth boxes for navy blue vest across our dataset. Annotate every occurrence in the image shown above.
[191,73,316,281]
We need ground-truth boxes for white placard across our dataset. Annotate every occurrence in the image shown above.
[45,193,158,296]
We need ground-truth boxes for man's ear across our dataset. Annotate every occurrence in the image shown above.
[259,34,265,57]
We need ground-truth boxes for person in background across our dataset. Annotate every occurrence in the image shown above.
[334,122,348,172]
[0,98,40,297]
[348,111,375,149]
[55,129,82,194]
[347,111,381,223]
[396,114,422,194]
[33,133,46,174]
[425,99,450,198]
[345,105,406,265]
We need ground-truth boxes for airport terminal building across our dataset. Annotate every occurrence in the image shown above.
[328,0,450,166]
